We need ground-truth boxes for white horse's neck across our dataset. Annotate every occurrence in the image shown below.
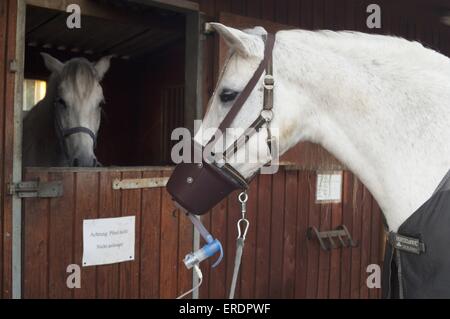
[274,30,450,231]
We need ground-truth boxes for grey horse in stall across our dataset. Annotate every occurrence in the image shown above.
[23,53,112,167]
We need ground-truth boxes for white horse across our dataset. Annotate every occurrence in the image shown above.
[197,23,450,234]
[194,23,450,298]
[23,53,112,167]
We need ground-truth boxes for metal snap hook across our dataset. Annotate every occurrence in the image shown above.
[237,218,249,240]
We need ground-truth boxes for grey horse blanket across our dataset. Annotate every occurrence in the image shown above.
[382,170,450,298]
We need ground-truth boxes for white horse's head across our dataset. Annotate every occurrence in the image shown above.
[41,53,112,167]
[195,23,303,178]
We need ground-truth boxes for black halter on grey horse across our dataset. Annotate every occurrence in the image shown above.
[22,53,112,167]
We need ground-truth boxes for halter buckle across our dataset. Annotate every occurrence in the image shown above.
[260,109,273,122]
[263,74,274,90]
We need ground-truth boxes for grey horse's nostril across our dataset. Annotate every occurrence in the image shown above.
[73,158,79,167]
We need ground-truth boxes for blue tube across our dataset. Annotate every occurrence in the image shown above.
[183,214,224,269]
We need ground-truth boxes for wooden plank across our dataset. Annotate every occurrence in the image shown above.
[339,171,353,298]
[317,203,332,298]
[230,0,245,16]
[135,0,199,12]
[300,0,314,30]
[268,170,285,298]
[239,178,258,298]
[48,171,74,298]
[0,0,8,299]
[349,177,363,299]
[274,0,288,24]
[313,0,325,29]
[261,0,275,22]
[369,200,382,299]
[177,198,193,297]
[198,0,215,17]
[359,186,372,299]
[26,0,198,24]
[22,171,49,298]
[73,172,99,299]
[305,172,320,298]
[96,170,121,298]
[198,211,211,298]
[294,170,310,298]
[324,0,336,30]
[345,0,356,31]
[282,171,298,298]
[287,0,300,26]
[119,171,142,298]
[159,170,179,298]
[254,174,272,298]
[2,0,17,299]
[328,201,343,298]
[140,170,162,298]
[335,0,346,30]
[208,198,228,298]
[245,0,261,19]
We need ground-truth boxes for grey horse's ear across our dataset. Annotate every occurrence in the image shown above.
[94,55,113,80]
[41,52,63,74]
[208,23,265,58]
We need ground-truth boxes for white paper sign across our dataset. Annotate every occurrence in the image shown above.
[316,171,342,203]
[82,216,135,267]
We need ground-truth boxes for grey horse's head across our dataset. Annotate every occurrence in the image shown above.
[41,53,112,167]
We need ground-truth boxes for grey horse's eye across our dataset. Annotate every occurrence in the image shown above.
[56,98,67,109]
[219,89,239,103]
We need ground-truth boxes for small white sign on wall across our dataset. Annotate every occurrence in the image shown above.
[82,216,135,267]
[316,171,343,203]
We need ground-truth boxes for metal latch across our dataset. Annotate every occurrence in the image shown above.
[8,181,63,198]
[112,177,169,190]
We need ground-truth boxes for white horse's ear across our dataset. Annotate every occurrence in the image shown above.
[209,23,264,58]
[41,52,63,74]
[94,55,113,80]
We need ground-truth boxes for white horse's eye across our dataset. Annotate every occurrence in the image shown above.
[219,89,239,103]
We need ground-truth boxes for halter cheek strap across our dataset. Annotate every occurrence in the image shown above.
[207,34,276,181]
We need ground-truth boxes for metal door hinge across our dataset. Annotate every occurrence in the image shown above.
[7,181,63,198]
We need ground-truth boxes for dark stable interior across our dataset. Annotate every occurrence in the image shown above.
[24,4,186,166]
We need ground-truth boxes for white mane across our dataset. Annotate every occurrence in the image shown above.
[274,29,450,231]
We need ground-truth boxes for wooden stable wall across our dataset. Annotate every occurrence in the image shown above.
[21,167,383,299]
[22,167,193,298]
[0,0,18,299]
[199,169,383,299]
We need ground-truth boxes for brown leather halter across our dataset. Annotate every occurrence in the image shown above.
[167,33,276,215]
